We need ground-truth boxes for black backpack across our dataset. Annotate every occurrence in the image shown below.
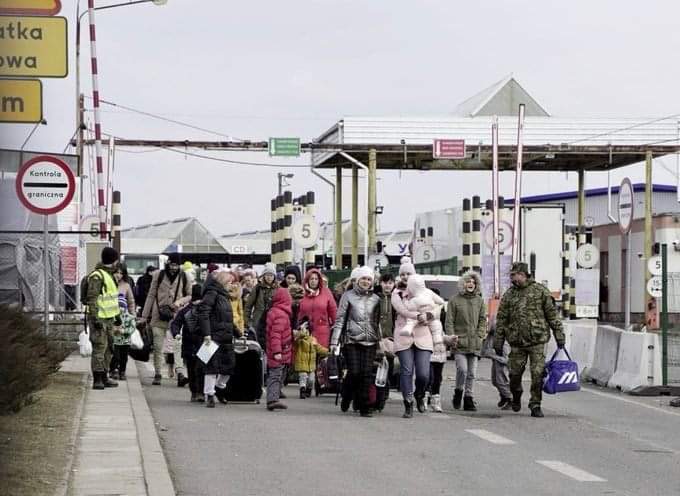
[80,270,105,306]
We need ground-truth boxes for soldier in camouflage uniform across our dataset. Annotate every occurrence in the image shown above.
[494,262,565,418]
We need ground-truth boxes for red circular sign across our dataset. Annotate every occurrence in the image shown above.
[15,155,76,215]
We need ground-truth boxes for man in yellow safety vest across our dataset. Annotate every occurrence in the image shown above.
[86,247,123,390]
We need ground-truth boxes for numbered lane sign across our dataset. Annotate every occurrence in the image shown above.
[646,276,662,298]
[414,245,436,264]
[292,215,319,249]
[576,244,599,269]
[483,220,513,253]
[647,255,662,276]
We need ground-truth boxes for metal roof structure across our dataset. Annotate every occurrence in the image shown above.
[311,78,680,172]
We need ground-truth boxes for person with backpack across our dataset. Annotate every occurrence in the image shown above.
[171,284,204,402]
[198,271,236,408]
[85,247,123,390]
[244,262,278,350]
[141,253,192,385]
[330,266,382,418]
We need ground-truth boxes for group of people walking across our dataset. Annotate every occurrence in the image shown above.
[86,247,565,419]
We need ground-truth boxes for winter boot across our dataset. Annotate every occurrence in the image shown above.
[530,405,544,418]
[279,391,287,399]
[402,400,414,418]
[177,373,189,388]
[425,392,432,411]
[267,401,288,411]
[190,392,201,402]
[497,397,512,410]
[215,387,228,404]
[299,387,307,399]
[103,374,118,388]
[431,394,443,413]
[415,395,426,413]
[511,391,522,412]
[360,410,373,418]
[206,395,215,408]
[92,372,105,390]
[110,370,119,380]
[340,396,351,412]
[305,386,312,398]
[463,396,477,412]
[452,389,463,410]
[118,372,127,381]
[152,374,162,386]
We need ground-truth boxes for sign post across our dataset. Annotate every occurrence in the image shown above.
[618,177,634,329]
[661,243,668,386]
[15,155,76,334]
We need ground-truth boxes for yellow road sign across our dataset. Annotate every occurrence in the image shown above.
[0,0,61,16]
[0,16,68,77]
[0,78,42,123]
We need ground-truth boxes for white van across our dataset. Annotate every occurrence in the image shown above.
[421,274,460,302]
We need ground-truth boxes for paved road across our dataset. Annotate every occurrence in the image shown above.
[140,360,680,496]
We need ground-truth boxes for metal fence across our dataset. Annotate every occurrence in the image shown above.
[668,330,680,385]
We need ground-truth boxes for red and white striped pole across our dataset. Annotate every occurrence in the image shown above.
[87,0,108,240]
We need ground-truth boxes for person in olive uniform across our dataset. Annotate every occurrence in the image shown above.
[86,247,122,390]
[494,262,565,418]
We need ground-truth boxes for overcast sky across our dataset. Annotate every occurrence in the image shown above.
[2,0,680,236]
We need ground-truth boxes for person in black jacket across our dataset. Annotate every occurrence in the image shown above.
[171,284,204,402]
[198,271,236,408]
[134,265,156,313]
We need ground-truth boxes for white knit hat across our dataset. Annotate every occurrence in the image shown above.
[350,266,361,280]
[399,260,416,275]
[354,265,374,281]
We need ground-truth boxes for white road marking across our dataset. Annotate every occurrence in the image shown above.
[536,460,606,482]
[465,429,515,445]
[581,387,680,418]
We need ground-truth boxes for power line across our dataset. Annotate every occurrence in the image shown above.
[84,96,247,141]
[566,113,680,145]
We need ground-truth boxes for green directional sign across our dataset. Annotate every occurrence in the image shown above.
[269,137,300,157]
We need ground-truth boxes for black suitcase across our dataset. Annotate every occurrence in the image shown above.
[315,355,343,396]
[221,338,264,403]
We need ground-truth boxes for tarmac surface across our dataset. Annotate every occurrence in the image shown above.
[141,359,680,496]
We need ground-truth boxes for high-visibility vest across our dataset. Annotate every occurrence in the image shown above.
[91,269,120,319]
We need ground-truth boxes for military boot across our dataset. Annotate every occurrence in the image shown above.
[463,396,477,412]
[452,389,463,410]
[92,372,105,390]
[530,405,544,418]
[511,391,522,412]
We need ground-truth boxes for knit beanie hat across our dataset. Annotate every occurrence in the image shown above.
[354,266,374,282]
[350,266,361,281]
[284,265,302,284]
[207,263,219,273]
[261,262,276,278]
[167,253,181,265]
[399,261,416,276]
[101,246,119,265]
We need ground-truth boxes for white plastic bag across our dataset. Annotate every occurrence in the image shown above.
[129,329,144,350]
[78,330,92,357]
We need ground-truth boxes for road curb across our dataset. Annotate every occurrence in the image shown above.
[130,361,176,496]
[56,370,89,496]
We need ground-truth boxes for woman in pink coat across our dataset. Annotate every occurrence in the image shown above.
[298,268,337,349]
[391,259,435,418]
[265,288,294,411]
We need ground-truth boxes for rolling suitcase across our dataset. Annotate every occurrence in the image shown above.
[221,338,264,403]
[315,355,343,396]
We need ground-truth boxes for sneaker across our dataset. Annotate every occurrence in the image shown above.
[266,401,288,411]
[206,395,215,408]
[431,394,443,413]
[305,387,312,398]
[359,410,373,418]
[152,375,162,386]
[530,406,544,418]
[110,370,119,380]
[103,375,118,388]
[299,387,306,399]
[497,397,512,410]
[177,373,189,388]
[118,373,126,381]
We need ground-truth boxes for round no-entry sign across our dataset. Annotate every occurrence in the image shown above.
[15,155,76,215]
[618,177,634,235]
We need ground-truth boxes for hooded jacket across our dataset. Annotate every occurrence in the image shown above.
[330,286,381,347]
[266,288,294,367]
[445,271,487,354]
[293,329,329,373]
[298,268,337,348]
[392,277,435,353]
[227,283,244,334]
[198,277,236,375]
[244,278,278,329]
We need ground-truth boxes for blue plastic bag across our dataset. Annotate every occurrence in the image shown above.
[543,347,580,394]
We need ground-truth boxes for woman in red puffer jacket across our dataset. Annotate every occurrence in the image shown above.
[298,268,337,349]
[265,287,294,410]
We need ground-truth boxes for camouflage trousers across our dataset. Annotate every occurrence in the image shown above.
[508,343,545,409]
[89,317,115,373]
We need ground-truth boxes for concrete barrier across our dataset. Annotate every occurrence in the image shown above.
[565,319,597,376]
[583,325,622,386]
[608,331,662,393]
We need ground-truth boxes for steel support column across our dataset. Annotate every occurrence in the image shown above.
[351,164,359,268]
[368,149,377,257]
[644,151,653,306]
[335,165,343,269]
[578,168,585,246]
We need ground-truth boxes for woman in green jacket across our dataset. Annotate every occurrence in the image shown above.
[445,271,486,412]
